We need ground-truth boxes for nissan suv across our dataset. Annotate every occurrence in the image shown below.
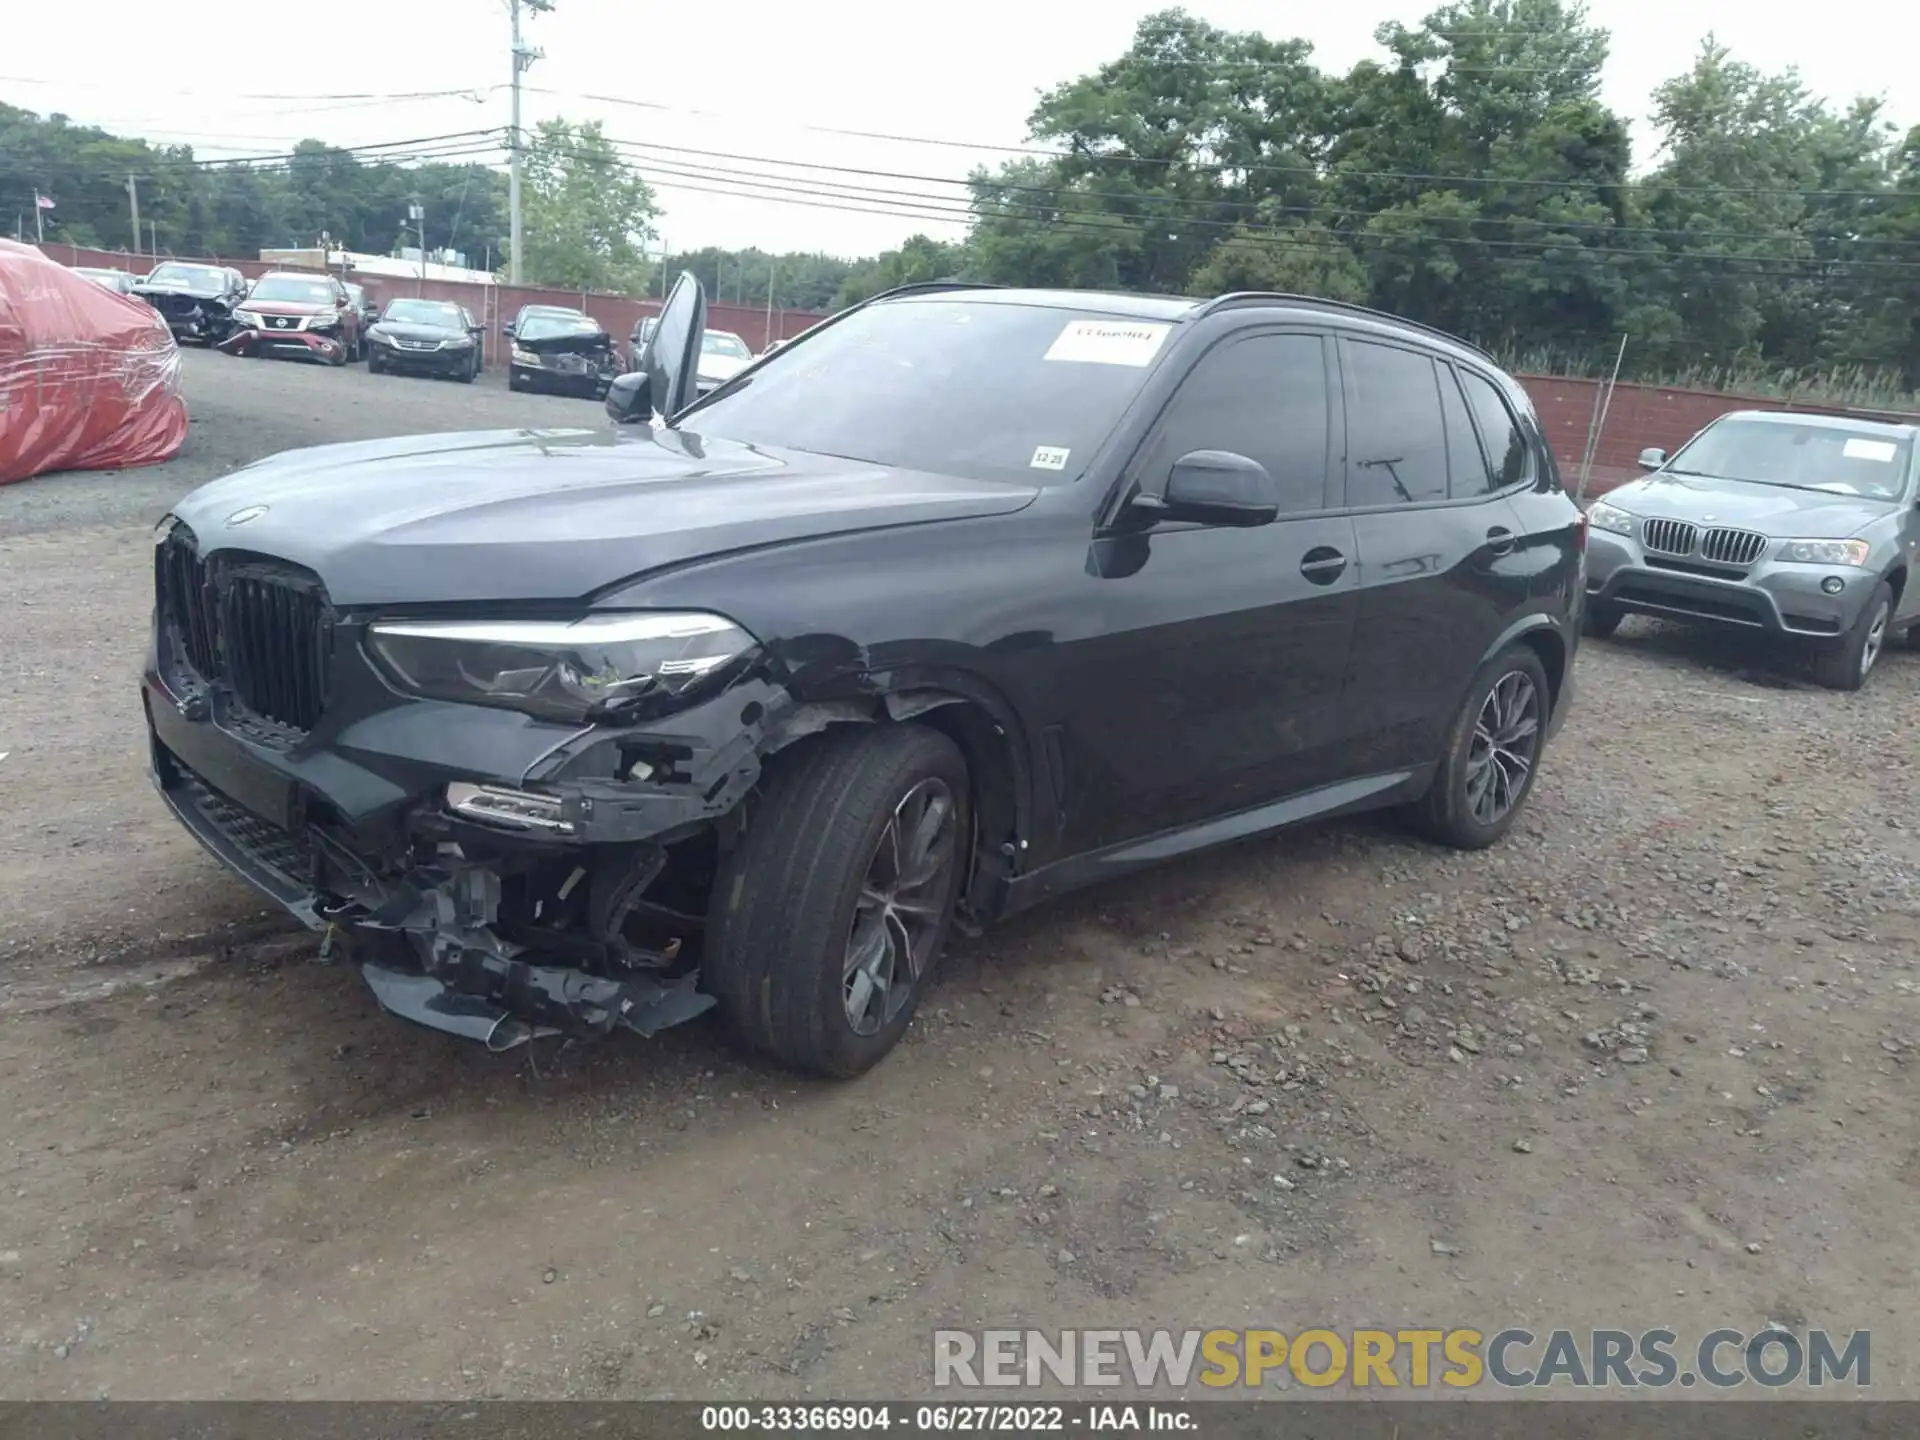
[143,276,1584,1077]
[1586,411,1919,689]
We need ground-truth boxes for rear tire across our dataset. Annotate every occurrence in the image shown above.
[1407,644,1552,851]
[704,725,969,1078]
[1582,599,1623,639]
[1812,581,1892,691]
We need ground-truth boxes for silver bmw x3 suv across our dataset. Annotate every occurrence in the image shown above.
[1583,411,1920,690]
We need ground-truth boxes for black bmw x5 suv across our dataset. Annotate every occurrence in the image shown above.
[144,274,1585,1076]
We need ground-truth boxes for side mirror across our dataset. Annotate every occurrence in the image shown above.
[1133,451,1279,528]
[501,324,515,339]
[605,371,653,426]
[1638,447,1667,472]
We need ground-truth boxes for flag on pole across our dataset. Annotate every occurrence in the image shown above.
[34,193,54,211]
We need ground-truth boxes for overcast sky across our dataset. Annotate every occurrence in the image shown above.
[9,0,1916,261]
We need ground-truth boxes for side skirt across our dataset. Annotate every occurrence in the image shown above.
[995,764,1436,919]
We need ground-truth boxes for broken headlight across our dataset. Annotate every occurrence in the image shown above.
[366,612,757,723]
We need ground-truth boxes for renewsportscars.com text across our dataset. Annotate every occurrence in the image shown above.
[933,1327,1871,1390]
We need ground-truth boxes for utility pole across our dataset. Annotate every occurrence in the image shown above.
[408,201,426,296]
[126,175,141,256]
[764,261,775,351]
[508,0,550,287]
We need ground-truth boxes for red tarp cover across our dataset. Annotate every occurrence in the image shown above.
[0,238,188,485]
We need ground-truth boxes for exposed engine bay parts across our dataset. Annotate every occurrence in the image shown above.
[1,239,188,485]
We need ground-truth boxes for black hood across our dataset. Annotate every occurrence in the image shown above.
[135,280,227,301]
[372,320,466,344]
[517,328,612,356]
[167,426,1040,607]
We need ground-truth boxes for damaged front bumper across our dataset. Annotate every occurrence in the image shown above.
[136,293,235,344]
[219,325,347,363]
[143,658,803,1049]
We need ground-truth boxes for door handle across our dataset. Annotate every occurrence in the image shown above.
[1300,547,1347,585]
[1485,526,1516,556]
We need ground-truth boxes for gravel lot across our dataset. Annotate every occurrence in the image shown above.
[0,347,1915,1400]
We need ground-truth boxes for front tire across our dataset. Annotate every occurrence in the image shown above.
[367,351,384,375]
[1812,581,1892,691]
[508,367,527,392]
[1582,599,1623,639]
[704,725,969,1078]
[1408,644,1551,850]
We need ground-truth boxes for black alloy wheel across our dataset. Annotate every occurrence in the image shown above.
[843,777,959,1037]
[1465,670,1541,828]
[1408,643,1552,850]
[704,725,970,1077]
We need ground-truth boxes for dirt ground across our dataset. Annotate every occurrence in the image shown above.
[0,348,1915,1402]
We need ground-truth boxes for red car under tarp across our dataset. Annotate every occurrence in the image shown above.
[0,239,188,485]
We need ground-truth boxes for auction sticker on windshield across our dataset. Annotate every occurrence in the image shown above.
[1030,445,1071,471]
[1842,438,1898,462]
[1044,320,1171,366]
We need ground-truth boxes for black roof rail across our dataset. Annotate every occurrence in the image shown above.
[864,280,1006,303]
[1199,291,1496,363]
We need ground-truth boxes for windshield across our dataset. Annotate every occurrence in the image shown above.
[702,331,750,358]
[146,263,224,291]
[686,299,1176,484]
[1670,418,1913,500]
[519,313,603,341]
[250,276,336,305]
[383,299,464,327]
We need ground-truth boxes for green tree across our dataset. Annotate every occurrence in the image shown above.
[517,118,658,292]
[834,234,968,307]
[1188,220,1367,300]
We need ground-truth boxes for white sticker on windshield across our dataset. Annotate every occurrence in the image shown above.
[1842,437,1897,462]
[1044,320,1171,367]
[1030,445,1071,471]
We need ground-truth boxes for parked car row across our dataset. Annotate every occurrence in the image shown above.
[69,261,789,400]
[68,262,484,381]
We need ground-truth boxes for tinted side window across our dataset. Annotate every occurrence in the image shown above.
[1438,364,1487,498]
[1343,340,1449,506]
[1458,367,1533,490]
[1151,332,1331,513]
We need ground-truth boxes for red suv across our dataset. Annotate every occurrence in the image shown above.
[220,271,364,364]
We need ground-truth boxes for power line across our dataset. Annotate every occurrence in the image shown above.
[0,77,501,105]
[504,134,1918,276]
[532,87,1910,201]
[597,135,1920,252]
[566,141,1920,273]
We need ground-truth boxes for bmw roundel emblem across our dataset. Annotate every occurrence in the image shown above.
[225,505,270,527]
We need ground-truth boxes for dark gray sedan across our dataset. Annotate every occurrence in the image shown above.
[1584,411,1919,689]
